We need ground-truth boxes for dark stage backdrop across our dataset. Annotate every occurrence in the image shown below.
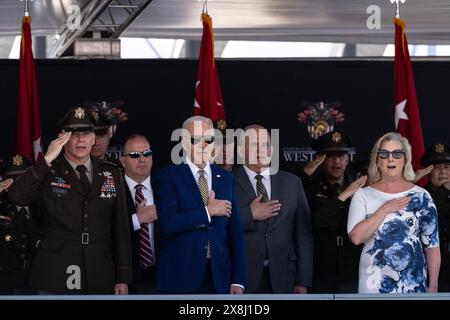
[1,59,449,174]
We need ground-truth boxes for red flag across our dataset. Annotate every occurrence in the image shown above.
[193,13,226,123]
[393,18,424,173]
[15,16,42,162]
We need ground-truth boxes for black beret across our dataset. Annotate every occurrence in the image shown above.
[312,131,352,154]
[421,143,450,167]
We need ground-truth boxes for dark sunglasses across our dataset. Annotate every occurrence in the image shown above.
[189,136,215,145]
[124,150,153,159]
[378,149,405,159]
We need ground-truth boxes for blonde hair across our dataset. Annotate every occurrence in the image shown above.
[367,132,416,183]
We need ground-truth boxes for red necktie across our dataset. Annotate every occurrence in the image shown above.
[135,184,154,267]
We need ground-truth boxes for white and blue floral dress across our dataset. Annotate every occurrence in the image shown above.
[347,186,439,293]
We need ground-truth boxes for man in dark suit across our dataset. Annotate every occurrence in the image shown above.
[233,125,313,293]
[8,106,132,294]
[154,116,246,294]
[120,134,159,293]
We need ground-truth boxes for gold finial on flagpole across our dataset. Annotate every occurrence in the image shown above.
[20,0,34,17]
[390,0,406,18]
[199,0,211,14]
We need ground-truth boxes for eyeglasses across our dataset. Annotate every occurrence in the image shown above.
[189,136,215,145]
[124,150,153,159]
[377,149,405,159]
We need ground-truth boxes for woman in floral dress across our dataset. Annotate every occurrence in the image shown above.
[347,132,440,293]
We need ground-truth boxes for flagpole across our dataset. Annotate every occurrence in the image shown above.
[200,0,209,14]
[20,0,34,17]
[389,0,405,18]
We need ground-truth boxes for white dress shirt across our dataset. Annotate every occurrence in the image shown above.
[186,157,212,222]
[186,159,244,290]
[124,174,156,263]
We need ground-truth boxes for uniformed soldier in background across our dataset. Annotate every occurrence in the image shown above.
[0,155,41,294]
[299,131,366,293]
[90,109,124,170]
[421,142,450,292]
[8,106,132,294]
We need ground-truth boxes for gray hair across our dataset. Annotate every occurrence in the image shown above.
[368,132,415,183]
[182,116,213,130]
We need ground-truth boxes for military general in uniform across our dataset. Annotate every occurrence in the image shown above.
[8,106,132,294]
[299,131,366,293]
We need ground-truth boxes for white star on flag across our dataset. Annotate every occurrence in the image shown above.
[394,99,408,129]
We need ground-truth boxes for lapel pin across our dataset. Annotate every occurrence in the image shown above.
[216,174,221,178]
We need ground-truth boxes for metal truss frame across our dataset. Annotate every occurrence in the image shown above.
[50,0,153,58]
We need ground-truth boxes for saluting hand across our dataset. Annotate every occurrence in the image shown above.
[44,131,72,165]
[338,175,368,202]
[413,165,434,183]
[303,154,326,176]
[0,178,13,193]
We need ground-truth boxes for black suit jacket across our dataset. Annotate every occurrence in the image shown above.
[124,177,160,284]
[233,165,313,293]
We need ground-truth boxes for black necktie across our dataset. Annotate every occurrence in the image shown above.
[18,206,29,221]
[255,174,269,202]
[17,206,29,229]
[76,165,90,195]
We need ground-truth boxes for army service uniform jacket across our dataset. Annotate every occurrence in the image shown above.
[8,156,132,294]
[0,194,41,293]
[300,170,362,293]
[426,183,450,292]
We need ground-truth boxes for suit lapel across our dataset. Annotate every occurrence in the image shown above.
[181,164,204,204]
[234,166,257,200]
[89,159,104,199]
[211,164,220,193]
[267,172,281,231]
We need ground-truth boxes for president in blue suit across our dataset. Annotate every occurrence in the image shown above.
[154,116,246,294]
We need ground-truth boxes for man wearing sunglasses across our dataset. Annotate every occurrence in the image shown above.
[120,134,159,294]
[300,130,365,294]
[7,106,132,294]
[154,116,246,294]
